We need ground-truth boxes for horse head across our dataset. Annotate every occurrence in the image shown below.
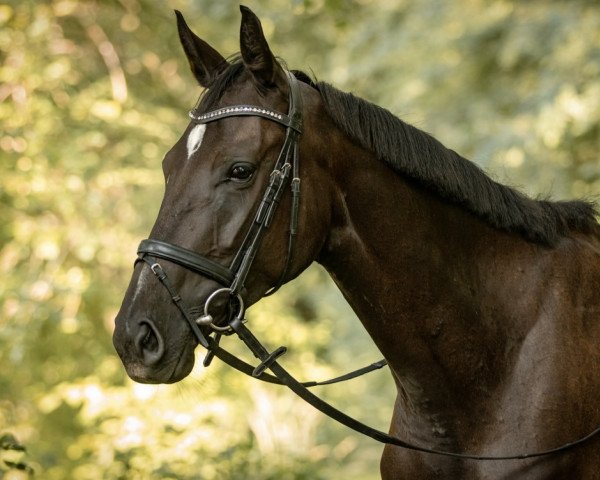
[113,7,332,384]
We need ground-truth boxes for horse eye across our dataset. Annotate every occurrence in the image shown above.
[228,163,255,182]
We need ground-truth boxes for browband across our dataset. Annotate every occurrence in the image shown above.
[189,104,302,133]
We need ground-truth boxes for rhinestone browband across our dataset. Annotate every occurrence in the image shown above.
[189,104,296,129]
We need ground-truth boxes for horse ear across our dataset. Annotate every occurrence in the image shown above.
[239,6,286,90]
[175,10,228,87]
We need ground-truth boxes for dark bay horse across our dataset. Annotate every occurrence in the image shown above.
[113,7,600,479]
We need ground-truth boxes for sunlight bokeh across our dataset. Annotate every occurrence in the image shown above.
[1,0,598,478]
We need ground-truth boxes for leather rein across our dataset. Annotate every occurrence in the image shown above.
[135,71,600,460]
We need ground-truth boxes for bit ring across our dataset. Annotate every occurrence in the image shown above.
[195,288,245,332]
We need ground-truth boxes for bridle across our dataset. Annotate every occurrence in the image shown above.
[138,70,304,334]
[134,71,600,461]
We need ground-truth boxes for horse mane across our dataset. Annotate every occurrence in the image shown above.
[197,60,599,246]
[313,81,599,246]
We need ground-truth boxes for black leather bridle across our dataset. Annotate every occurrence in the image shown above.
[139,69,303,310]
[136,70,305,342]
[134,71,600,461]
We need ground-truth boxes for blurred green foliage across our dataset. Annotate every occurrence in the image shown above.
[0,0,598,478]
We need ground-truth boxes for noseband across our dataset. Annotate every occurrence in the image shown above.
[133,72,600,461]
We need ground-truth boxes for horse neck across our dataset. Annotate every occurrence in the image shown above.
[316,139,536,416]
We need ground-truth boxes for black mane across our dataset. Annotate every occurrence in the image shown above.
[316,82,598,246]
[198,60,599,246]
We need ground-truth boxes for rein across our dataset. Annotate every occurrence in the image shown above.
[135,72,600,461]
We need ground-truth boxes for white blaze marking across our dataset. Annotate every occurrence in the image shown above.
[131,268,150,305]
[186,124,206,159]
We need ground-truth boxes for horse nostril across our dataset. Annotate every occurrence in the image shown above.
[135,321,165,366]
[141,325,158,351]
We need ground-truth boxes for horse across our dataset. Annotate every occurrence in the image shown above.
[113,7,600,479]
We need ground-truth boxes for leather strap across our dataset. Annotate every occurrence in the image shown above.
[189,104,301,132]
[140,253,600,460]
[137,239,234,286]
[139,255,389,388]
[136,256,211,349]
[226,317,600,461]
